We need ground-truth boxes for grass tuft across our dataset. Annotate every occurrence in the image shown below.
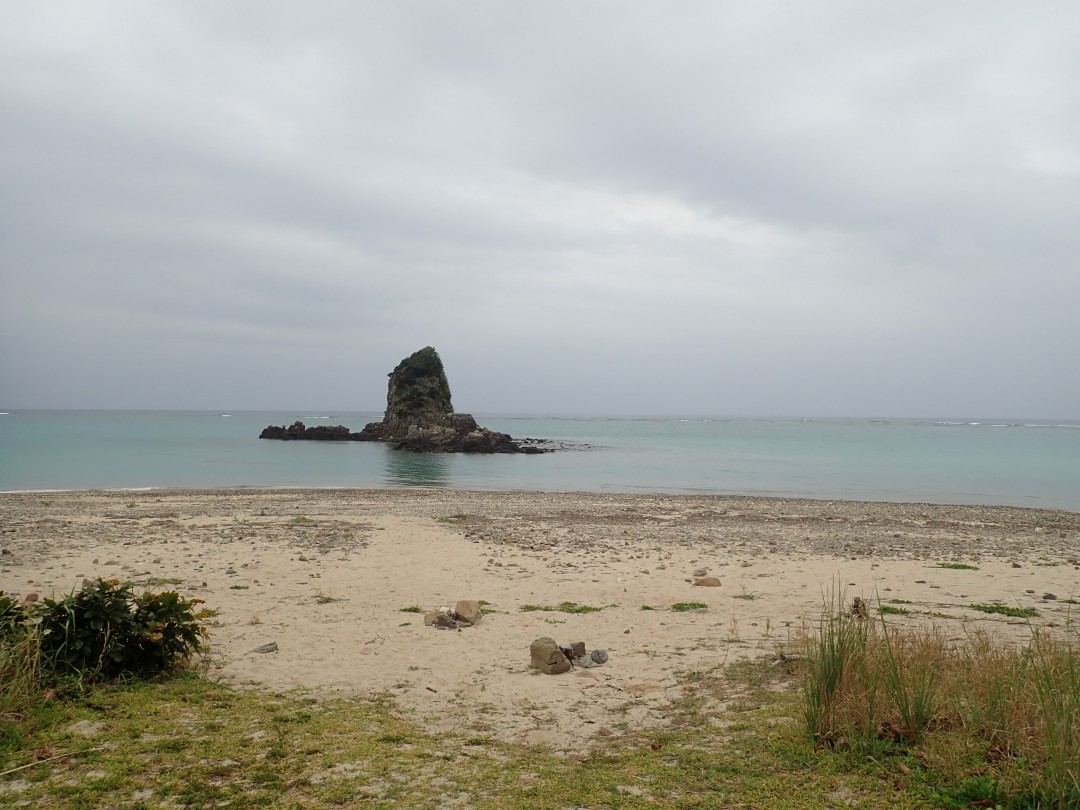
[800,590,1080,807]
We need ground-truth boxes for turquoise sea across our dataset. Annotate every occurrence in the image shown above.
[0,411,1077,511]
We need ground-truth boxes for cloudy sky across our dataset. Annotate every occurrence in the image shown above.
[2,2,1077,418]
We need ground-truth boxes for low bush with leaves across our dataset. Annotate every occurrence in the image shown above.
[32,578,210,680]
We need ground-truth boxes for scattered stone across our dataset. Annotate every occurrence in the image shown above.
[693,576,722,587]
[249,642,279,654]
[692,567,708,578]
[530,637,571,675]
[590,649,609,665]
[559,642,587,663]
[1012,562,1022,568]
[1043,593,1058,600]
[225,567,237,575]
[454,599,482,626]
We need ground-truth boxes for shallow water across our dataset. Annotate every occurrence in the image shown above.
[0,410,1077,511]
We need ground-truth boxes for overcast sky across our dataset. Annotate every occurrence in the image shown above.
[2,2,1078,418]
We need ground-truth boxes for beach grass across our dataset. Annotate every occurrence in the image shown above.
[4,617,1079,808]
[0,651,946,809]
[800,596,1080,808]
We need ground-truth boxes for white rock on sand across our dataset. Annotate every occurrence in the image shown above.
[1,489,1077,750]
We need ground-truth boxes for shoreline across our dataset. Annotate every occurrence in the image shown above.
[2,488,1078,749]
[2,484,1078,515]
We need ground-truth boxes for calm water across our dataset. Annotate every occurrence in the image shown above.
[0,410,1077,511]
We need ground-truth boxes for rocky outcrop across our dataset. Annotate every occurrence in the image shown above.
[355,347,547,454]
[259,347,551,453]
[258,422,358,441]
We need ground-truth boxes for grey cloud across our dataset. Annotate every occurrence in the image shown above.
[1,1,1077,416]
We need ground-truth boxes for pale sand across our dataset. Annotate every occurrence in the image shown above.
[2,489,1078,749]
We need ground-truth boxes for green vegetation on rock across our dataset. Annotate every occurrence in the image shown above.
[387,346,453,419]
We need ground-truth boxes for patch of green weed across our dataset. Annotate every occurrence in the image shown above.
[969,603,1039,618]
[879,604,910,615]
[519,602,609,614]
[671,602,708,612]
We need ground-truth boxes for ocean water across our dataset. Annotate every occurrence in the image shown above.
[0,410,1077,511]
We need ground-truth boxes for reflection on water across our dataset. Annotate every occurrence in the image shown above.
[383,449,451,487]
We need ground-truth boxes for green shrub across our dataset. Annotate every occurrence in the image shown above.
[0,592,28,639]
[34,578,209,680]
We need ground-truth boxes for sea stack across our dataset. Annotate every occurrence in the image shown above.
[355,347,545,454]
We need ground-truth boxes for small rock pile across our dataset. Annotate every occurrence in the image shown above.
[423,599,483,629]
[530,637,608,675]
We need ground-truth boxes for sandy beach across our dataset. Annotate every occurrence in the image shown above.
[2,489,1078,750]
